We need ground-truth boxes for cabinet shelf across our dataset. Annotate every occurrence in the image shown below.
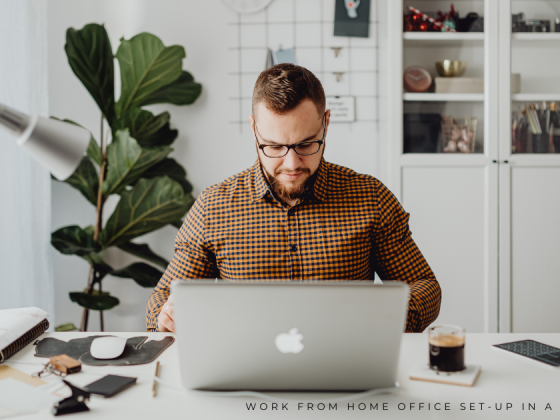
[400,154,489,167]
[404,93,484,102]
[403,32,484,46]
[512,33,560,42]
[512,94,560,102]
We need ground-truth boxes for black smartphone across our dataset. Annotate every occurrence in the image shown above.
[84,375,137,397]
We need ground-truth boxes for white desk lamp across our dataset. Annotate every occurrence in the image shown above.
[0,103,90,180]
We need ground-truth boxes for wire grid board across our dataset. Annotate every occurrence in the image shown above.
[227,0,379,134]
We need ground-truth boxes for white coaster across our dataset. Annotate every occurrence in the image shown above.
[409,364,481,387]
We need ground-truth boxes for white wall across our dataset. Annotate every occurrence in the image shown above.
[48,0,387,332]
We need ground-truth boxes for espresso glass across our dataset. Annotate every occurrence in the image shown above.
[428,325,466,373]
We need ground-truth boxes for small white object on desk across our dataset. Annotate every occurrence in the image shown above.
[90,336,127,360]
[409,364,482,387]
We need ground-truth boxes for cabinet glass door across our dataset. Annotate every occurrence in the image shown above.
[510,0,560,154]
[402,0,485,154]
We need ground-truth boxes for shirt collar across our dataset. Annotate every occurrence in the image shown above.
[311,158,329,202]
[251,159,270,202]
[250,158,329,203]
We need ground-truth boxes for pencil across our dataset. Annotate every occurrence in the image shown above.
[152,361,160,397]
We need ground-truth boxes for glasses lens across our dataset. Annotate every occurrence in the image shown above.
[295,142,320,155]
[263,145,288,158]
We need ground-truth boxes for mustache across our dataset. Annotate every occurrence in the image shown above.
[275,168,311,175]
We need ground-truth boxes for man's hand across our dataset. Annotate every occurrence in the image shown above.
[158,294,175,332]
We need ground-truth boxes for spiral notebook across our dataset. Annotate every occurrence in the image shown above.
[0,308,49,362]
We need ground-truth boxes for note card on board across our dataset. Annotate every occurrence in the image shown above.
[326,96,356,123]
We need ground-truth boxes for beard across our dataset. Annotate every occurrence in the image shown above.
[259,159,319,204]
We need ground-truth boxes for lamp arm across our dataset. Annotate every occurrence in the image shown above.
[0,103,32,137]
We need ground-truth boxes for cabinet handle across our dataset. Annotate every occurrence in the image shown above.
[503,160,509,164]
[492,160,497,163]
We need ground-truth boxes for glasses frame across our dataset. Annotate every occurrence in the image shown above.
[254,112,327,158]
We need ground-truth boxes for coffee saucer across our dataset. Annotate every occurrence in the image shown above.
[409,364,481,387]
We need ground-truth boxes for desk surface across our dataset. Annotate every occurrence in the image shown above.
[5,332,559,419]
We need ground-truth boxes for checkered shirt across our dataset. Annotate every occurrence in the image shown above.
[146,158,441,332]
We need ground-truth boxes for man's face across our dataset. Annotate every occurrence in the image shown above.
[250,99,330,205]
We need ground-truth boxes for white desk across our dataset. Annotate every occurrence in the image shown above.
[5,332,560,419]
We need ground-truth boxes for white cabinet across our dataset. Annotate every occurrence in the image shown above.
[498,0,560,333]
[387,0,560,332]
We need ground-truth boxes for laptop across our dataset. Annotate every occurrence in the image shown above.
[172,280,409,391]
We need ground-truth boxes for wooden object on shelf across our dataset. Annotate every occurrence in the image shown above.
[403,66,432,93]
[434,74,520,94]
[435,77,483,94]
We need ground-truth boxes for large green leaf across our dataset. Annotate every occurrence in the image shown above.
[87,137,103,167]
[115,108,177,147]
[64,157,99,206]
[141,158,193,194]
[102,129,171,196]
[99,176,193,247]
[117,242,169,269]
[70,292,119,311]
[52,225,99,259]
[115,33,184,116]
[142,71,202,106]
[65,24,115,124]
[111,262,164,288]
[170,219,184,229]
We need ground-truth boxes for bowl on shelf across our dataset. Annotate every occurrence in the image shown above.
[436,60,467,77]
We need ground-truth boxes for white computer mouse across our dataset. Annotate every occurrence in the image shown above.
[90,336,127,359]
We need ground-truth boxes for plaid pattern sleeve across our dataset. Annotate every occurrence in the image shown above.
[371,182,441,332]
[145,191,218,331]
[146,159,441,332]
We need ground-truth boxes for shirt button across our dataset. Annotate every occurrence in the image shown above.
[290,245,297,252]
[288,209,295,216]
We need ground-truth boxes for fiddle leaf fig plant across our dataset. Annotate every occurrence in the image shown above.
[51,23,201,331]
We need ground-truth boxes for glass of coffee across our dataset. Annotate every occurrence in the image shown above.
[428,325,466,374]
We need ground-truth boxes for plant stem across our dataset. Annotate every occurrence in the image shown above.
[80,116,108,332]
[80,264,95,331]
[98,280,104,331]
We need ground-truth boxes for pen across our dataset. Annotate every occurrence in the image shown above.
[152,361,160,397]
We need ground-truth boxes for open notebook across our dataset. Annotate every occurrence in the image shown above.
[0,308,49,362]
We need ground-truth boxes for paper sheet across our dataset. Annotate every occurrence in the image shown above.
[0,378,59,418]
[0,366,46,387]
[0,307,49,351]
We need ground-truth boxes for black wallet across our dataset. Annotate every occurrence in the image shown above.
[84,375,137,397]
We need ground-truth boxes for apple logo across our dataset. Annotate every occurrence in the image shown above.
[275,328,304,354]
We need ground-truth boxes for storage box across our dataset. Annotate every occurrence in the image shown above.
[435,77,484,94]
[435,74,521,94]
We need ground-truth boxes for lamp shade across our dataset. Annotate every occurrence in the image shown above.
[0,104,90,180]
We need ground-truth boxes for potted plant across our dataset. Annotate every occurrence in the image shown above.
[51,23,202,331]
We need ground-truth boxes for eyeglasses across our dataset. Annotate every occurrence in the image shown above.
[254,113,326,158]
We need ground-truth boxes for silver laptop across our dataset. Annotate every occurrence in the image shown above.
[172,280,409,391]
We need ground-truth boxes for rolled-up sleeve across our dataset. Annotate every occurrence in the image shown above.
[145,191,218,331]
[371,182,441,333]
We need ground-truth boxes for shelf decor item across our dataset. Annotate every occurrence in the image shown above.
[404,6,457,32]
[403,66,432,93]
[435,60,467,77]
[50,23,202,331]
[435,77,483,94]
[441,116,477,153]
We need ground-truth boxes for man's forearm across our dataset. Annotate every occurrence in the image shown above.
[146,286,170,332]
[404,277,441,332]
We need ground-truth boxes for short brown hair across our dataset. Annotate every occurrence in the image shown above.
[252,64,325,119]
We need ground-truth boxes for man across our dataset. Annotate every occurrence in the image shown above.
[146,64,441,333]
